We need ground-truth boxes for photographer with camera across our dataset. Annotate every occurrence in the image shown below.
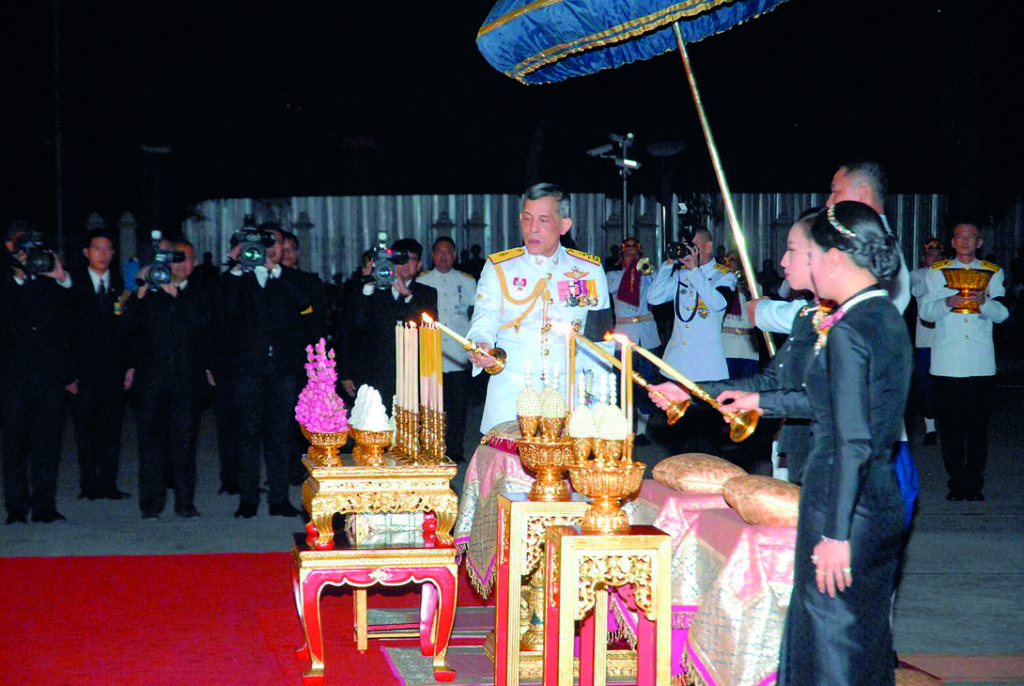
[648,228,736,453]
[219,223,312,519]
[1,222,76,524]
[339,237,437,406]
[123,238,213,519]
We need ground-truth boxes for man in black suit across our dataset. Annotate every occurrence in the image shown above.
[340,238,437,406]
[1,223,76,524]
[220,225,312,519]
[124,239,214,519]
[280,230,329,483]
[68,229,130,500]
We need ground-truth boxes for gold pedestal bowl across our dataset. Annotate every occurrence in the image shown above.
[516,435,574,502]
[350,428,393,465]
[943,268,993,314]
[301,427,349,467]
[569,461,645,534]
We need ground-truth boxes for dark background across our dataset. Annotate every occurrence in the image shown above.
[2,0,1021,241]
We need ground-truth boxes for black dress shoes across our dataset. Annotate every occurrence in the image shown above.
[5,513,28,525]
[923,431,937,445]
[965,491,985,502]
[175,505,201,519]
[269,502,302,518]
[234,501,259,519]
[945,490,965,501]
[78,489,100,500]
[141,511,160,521]
[218,484,241,496]
[102,488,131,500]
[31,510,66,523]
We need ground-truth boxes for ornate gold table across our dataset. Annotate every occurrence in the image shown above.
[492,493,591,685]
[544,525,672,686]
[291,532,459,684]
[301,454,458,550]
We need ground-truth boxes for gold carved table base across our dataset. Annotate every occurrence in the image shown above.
[301,455,458,550]
[544,525,672,686]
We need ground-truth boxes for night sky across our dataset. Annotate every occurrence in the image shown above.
[3,0,1021,236]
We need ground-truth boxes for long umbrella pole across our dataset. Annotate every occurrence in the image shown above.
[672,23,776,357]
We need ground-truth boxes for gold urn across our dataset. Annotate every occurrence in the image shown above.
[569,461,645,534]
[516,435,574,502]
[350,428,393,465]
[942,268,993,314]
[301,426,349,467]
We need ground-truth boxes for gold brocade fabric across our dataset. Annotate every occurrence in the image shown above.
[685,524,795,686]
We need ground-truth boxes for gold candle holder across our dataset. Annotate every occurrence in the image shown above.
[350,428,393,466]
[516,435,574,502]
[301,426,348,467]
[518,415,540,438]
[570,436,594,464]
[569,459,645,534]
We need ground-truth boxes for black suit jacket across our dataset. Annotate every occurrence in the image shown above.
[67,269,128,385]
[218,267,312,377]
[0,269,75,387]
[345,280,438,404]
[123,281,214,388]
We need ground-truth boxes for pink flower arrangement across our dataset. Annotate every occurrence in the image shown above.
[295,338,349,433]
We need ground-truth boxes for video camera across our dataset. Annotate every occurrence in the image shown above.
[368,231,409,290]
[231,215,276,272]
[138,230,185,285]
[12,231,57,275]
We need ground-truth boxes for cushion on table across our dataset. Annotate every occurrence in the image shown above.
[652,453,746,494]
[480,420,521,454]
[722,474,800,528]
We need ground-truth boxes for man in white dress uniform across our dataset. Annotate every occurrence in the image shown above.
[466,183,610,433]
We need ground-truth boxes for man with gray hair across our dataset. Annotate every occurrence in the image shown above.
[467,183,610,433]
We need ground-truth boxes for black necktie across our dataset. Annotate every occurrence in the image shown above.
[98,282,106,297]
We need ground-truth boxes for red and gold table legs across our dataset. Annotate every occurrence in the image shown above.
[493,494,591,686]
[293,561,458,684]
[543,525,672,686]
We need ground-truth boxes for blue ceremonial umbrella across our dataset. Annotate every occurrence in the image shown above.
[476,0,789,85]
[475,0,794,354]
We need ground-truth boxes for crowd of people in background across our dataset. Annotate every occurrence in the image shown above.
[3,169,1023,531]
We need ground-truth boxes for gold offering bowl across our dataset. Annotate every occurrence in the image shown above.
[569,461,646,534]
[301,427,349,467]
[350,428,393,466]
[943,268,993,314]
[516,435,574,502]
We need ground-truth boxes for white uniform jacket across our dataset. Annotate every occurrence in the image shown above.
[647,259,736,382]
[919,257,1008,378]
[417,268,477,372]
[606,268,660,348]
[467,245,611,432]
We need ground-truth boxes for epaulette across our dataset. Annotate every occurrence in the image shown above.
[714,263,733,274]
[932,259,953,270]
[488,247,524,264]
[979,260,1001,272]
[566,248,601,265]
[458,270,476,280]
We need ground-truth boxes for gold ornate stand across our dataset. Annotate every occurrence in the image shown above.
[544,525,672,686]
[490,494,639,685]
[301,455,458,550]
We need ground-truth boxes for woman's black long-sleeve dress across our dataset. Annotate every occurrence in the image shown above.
[759,288,912,686]
[703,301,818,481]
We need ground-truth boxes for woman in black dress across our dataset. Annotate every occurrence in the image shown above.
[714,201,911,685]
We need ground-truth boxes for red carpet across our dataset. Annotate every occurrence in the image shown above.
[0,552,488,686]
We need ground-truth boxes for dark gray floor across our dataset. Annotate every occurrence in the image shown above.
[2,358,1022,684]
